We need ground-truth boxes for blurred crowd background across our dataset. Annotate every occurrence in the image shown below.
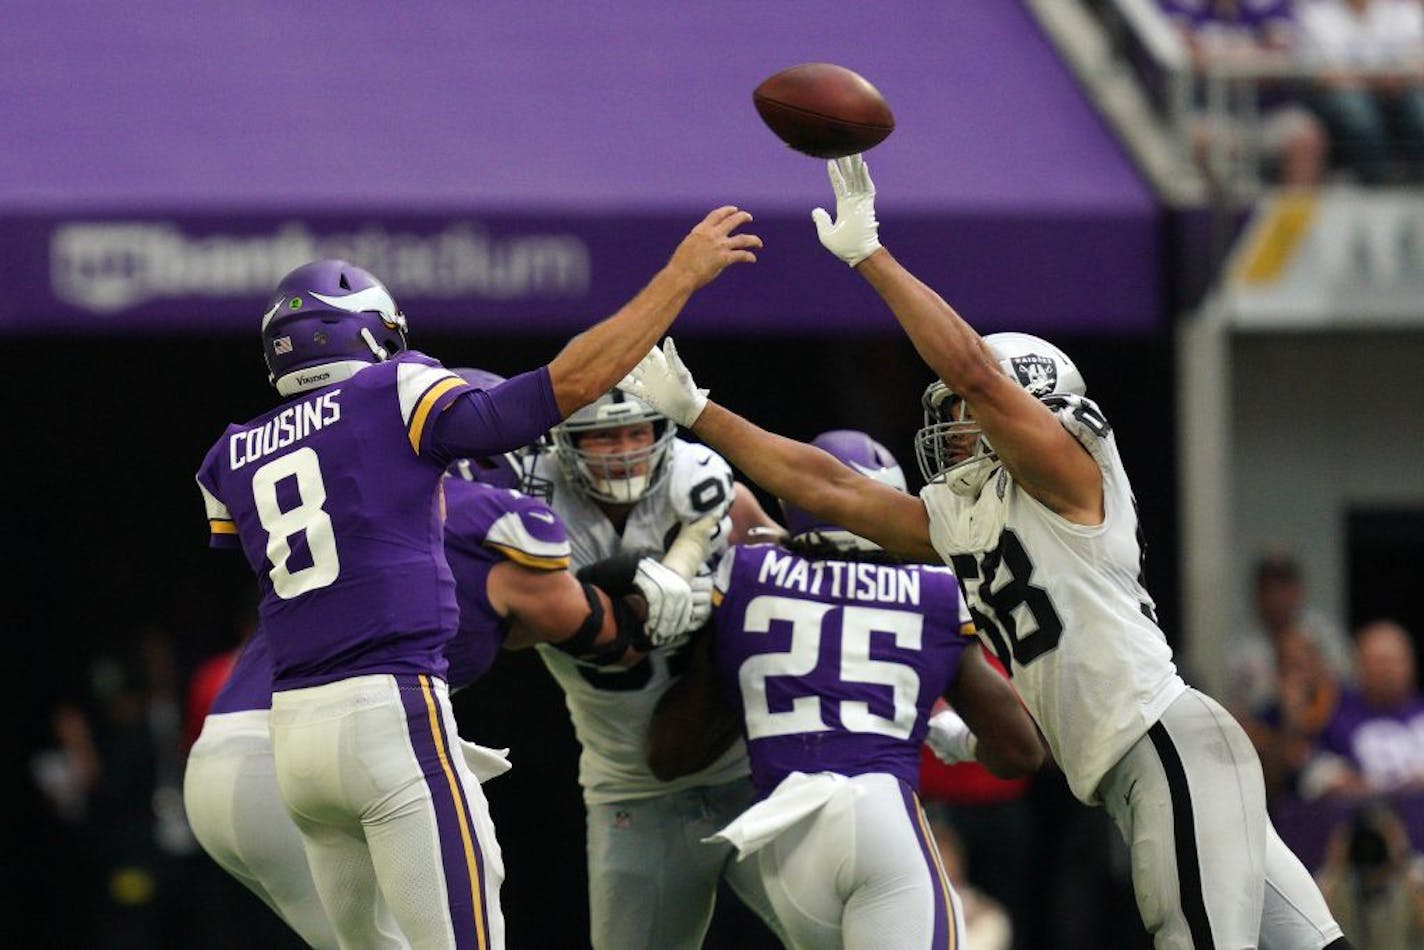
[7,2,1424,947]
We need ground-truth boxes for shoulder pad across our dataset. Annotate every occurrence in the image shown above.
[666,441,735,523]
[1041,393,1114,445]
[484,494,571,571]
[1040,393,1125,483]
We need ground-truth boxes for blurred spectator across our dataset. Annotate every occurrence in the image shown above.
[1162,0,1329,186]
[30,702,101,823]
[24,699,103,946]
[26,632,204,947]
[1308,620,1424,798]
[1243,627,1342,799]
[1227,548,1351,715]
[1316,801,1424,948]
[931,817,1013,950]
[84,645,174,946]
[1298,0,1424,182]
[137,627,195,859]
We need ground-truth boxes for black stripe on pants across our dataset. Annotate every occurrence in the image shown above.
[1147,720,1214,949]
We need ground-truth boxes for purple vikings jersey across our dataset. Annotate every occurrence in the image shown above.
[1319,689,1424,790]
[442,477,572,689]
[711,543,975,796]
[201,481,571,713]
[195,351,558,689]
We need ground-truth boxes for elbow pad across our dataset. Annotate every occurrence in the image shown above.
[553,582,644,666]
[576,551,647,598]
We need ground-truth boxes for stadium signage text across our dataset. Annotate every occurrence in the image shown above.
[50,220,592,315]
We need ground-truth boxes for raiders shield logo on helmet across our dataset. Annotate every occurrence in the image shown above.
[1009,355,1058,397]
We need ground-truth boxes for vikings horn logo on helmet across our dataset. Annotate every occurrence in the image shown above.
[261,260,410,397]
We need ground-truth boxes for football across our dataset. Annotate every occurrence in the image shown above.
[753,63,894,159]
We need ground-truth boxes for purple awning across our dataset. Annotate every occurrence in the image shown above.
[1,1,1160,335]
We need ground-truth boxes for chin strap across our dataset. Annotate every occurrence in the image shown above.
[360,327,389,361]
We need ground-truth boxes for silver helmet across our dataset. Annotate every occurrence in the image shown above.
[914,332,1086,496]
[552,390,675,504]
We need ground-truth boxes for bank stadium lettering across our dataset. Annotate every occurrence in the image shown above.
[50,221,591,314]
[756,548,922,607]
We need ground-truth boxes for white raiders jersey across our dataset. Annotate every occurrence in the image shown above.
[531,437,750,804]
[920,394,1186,804]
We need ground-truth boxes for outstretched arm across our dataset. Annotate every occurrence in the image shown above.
[941,644,1045,779]
[547,207,761,416]
[816,157,1100,523]
[619,340,938,563]
[696,402,937,562]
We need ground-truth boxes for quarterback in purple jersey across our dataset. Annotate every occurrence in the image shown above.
[648,431,1042,950]
[186,376,706,947]
[191,207,758,950]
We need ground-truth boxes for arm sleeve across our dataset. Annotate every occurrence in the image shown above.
[428,366,561,467]
[195,469,241,550]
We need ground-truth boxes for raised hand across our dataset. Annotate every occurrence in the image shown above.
[811,154,882,267]
[667,206,763,290]
[618,338,708,427]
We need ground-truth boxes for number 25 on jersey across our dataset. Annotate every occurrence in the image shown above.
[738,595,923,741]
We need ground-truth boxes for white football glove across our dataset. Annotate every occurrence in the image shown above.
[811,154,882,267]
[633,557,697,647]
[925,708,979,766]
[688,567,714,630]
[618,338,708,427]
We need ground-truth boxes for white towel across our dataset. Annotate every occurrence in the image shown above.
[704,771,857,859]
[457,740,512,783]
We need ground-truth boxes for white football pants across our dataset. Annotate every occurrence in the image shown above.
[271,674,505,950]
[725,771,965,950]
[185,710,394,949]
[1098,687,1344,950]
[585,778,783,949]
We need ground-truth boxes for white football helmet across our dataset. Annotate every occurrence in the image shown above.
[553,390,675,504]
[915,332,1086,496]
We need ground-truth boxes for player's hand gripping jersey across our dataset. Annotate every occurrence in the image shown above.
[195,351,557,690]
[532,438,743,803]
[920,393,1186,802]
[710,542,974,796]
